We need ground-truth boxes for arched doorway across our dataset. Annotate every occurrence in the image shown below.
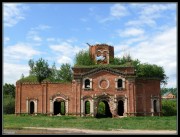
[153,100,157,113]
[96,100,112,118]
[118,100,124,116]
[30,101,34,114]
[54,100,65,115]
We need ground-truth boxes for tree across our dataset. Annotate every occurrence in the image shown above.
[21,73,25,79]
[58,63,73,82]
[49,62,59,81]
[75,50,95,66]
[162,100,177,116]
[33,58,52,83]
[3,83,15,114]
[28,59,35,75]
[3,83,15,98]
[3,95,15,114]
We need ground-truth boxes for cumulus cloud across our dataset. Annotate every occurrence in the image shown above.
[49,42,82,65]
[3,3,28,27]
[3,63,29,85]
[115,26,177,88]
[49,42,81,56]
[99,4,129,23]
[127,3,176,27]
[118,28,144,37]
[110,4,129,17]
[4,37,10,43]
[4,43,41,62]
[57,56,72,64]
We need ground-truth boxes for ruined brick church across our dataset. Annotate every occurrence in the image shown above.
[15,44,162,117]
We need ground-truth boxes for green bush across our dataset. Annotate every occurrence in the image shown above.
[162,99,177,116]
[3,95,15,114]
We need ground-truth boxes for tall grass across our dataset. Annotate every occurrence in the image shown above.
[3,115,176,130]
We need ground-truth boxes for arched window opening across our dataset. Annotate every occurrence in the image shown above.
[85,101,90,114]
[85,79,90,88]
[30,101,34,114]
[117,79,123,88]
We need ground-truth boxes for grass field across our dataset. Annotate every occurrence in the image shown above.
[3,114,177,131]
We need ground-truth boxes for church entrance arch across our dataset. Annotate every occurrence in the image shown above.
[53,98,65,115]
[96,99,112,118]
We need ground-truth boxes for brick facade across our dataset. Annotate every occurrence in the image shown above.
[15,44,162,117]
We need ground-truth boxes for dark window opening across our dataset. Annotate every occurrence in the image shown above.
[85,79,90,88]
[118,100,124,116]
[30,101,34,114]
[117,79,123,88]
[153,100,157,112]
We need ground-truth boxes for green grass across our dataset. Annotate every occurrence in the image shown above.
[3,114,177,130]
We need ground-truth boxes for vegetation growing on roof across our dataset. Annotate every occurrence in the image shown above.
[17,48,168,86]
[74,49,168,86]
[74,49,95,66]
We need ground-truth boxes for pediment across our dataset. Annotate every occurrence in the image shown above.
[82,67,125,77]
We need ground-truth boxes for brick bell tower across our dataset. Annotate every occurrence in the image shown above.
[89,43,114,64]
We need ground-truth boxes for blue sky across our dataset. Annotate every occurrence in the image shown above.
[3,2,177,88]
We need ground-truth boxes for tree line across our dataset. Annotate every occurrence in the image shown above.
[18,58,73,83]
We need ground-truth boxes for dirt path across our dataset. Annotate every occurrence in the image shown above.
[3,127,177,135]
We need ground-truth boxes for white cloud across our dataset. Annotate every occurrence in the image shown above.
[126,18,156,27]
[110,4,129,17]
[46,38,56,42]
[26,25,51,42]
[3,63,29,85]
[3,3,28,27]
[118,28,144,37]
[4,43,41,62]
[4,37,10,43]
[32,35,42,42]
[27,31,42,42]
[139,3,176,16]
[32,24,51,31]
[57,56,72,65]
[49,42,81,57]
[99,4,129,23]
[49,42,82,66]
[115,26,177,88]
[127,3,176,27]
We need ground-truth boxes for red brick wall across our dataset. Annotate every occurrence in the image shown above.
[135,79,161,116]
[15,77,161,116]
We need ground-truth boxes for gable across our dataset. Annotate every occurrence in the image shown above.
[82,67,125,78]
